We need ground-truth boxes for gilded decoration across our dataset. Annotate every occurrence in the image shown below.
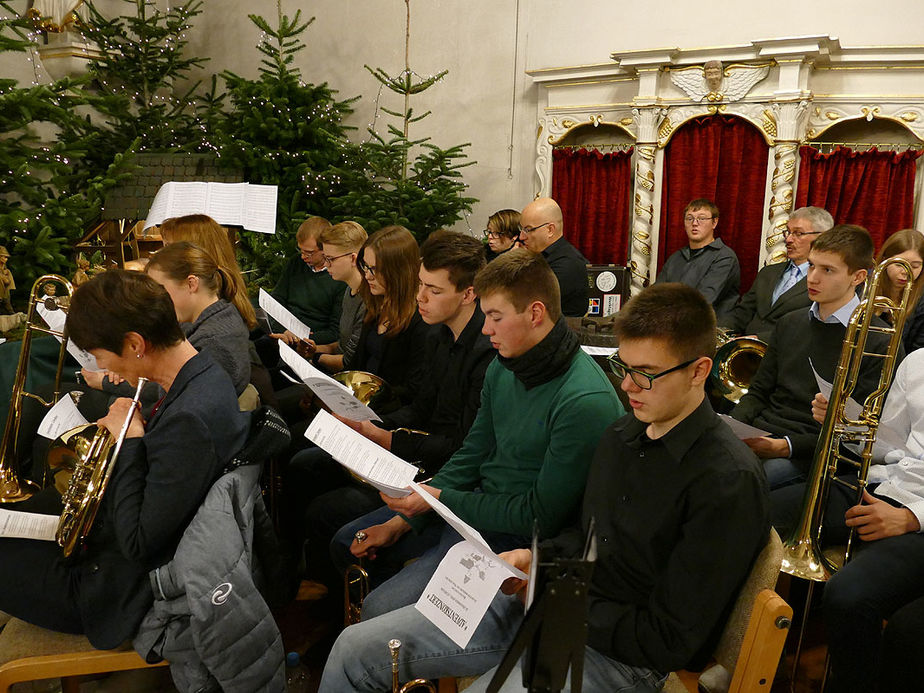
[670,61,771,103]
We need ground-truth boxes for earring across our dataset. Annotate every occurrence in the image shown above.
[136,354,143,359]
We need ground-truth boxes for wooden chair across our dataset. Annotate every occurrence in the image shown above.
[0,615,167,693]
[661,528,792,693]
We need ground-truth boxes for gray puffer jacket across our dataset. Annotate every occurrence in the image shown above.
[133,463,285,692]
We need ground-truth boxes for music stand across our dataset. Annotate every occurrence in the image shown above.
[486,520,597,693]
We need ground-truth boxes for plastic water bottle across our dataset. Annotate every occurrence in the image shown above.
[285,651,311,692]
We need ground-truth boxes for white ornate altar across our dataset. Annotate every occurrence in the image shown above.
[527,36,924,294]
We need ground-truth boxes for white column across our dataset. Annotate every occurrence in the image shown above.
[629,107,665,294]
[764,101,809,265]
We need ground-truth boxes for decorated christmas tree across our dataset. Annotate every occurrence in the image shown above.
[215,7,358,287]
[0,2,134,296]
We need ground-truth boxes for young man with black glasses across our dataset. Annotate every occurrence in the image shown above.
[656,198,740,320]
[319,282,768,693]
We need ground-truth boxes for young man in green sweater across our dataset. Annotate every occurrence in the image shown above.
[329,248,624,619]
[268,216,346,346]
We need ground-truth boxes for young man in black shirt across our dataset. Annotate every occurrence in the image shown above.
[319,283,769,692]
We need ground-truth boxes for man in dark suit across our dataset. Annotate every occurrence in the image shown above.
[720,206,833,343]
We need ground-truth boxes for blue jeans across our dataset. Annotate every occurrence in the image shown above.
[467,648,666,693]
[332,508,528,620]
[319,590,524,692]
[319,589,665,693]
[762,456,805,490]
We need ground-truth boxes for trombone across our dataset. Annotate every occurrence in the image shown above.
[0,275,74,503]
[780,256,912,581]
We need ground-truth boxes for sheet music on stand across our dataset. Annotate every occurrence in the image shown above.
[488,519,597,693]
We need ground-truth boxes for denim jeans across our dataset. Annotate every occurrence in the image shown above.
[762,456,805,490]
[319,590,524,692]
[466,648,667,693]
[319,588,666,693]
[332,508,529,620]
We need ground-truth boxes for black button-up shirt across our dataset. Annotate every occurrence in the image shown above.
[380,308,495,474]
[541,237,589,317]
[542,397,769,673]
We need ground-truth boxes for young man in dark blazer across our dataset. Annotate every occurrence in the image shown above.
[720,206,833,343]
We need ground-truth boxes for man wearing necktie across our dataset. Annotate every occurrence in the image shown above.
[720,206,834,343]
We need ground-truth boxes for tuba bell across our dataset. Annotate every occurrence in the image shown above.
[50,377,148,557]
[780,257,912,582]
[332,370,400,412]
[709,329,767,404]
[0,275,74,503]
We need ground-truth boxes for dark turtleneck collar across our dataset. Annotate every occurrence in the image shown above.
[497,316,580,389]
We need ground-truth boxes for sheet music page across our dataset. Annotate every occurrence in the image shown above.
[279,341,379,422]
[37,394,88,439]
[0,509,57,541]
[718,414,771,440]
[415,540,512,648]
[305,410,417,497]
[258,289,311,341]
[205,182,247,226]
[35,302,102,372]
[143,181,173,230]
[407,480,528,580]
[810,359,863,421]
[165,181,210,218]
[581,345,618,357]
[243,184,278,234]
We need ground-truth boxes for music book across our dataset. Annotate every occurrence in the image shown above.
[143,181,278,235]
[305,409,417,497]
[258,288,311,341]
[0,509,57,541]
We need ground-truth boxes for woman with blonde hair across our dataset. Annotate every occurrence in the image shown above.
[146,241,252,395]
[877,228,924,353]
[160,214,257,330]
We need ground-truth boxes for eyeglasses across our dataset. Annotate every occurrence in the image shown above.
[518,222,553,235]
[323,251,353,265]
[299,247,322,258]
[483,229,503,240]
[684,215,714,225]
[606,351,698,390]
[783,229,821,239]
[358,260,377,278]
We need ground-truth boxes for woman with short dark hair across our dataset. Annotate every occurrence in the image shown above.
[0,270,249,649]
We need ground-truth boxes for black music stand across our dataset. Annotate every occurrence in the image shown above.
[486,521,597,693]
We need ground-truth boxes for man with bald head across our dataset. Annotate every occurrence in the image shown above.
[518,197,589,317]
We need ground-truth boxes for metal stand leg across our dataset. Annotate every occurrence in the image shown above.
[789,580,816,692]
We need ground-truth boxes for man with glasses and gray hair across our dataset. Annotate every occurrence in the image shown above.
[656,199,740,320]
[518,197,589,317]
[720,206,834,342]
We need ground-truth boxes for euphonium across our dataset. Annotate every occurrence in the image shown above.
[0,275,73,503]
[781,257,912,582]
[389,638,437,693]
[710,328,767,404]
[51,377,148,557]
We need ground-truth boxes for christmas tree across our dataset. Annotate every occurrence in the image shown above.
[0,2,134,296]
[329,0,475,240]
[215,7,358,288]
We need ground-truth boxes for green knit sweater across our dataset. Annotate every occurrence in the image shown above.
[423,350,625,538]
[271,256,346,345]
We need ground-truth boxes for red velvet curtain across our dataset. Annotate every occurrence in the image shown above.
[551,147,633,264]
[658,115,769,291]
[794,145,922,248]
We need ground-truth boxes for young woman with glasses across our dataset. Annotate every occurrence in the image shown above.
[483,209,521,261]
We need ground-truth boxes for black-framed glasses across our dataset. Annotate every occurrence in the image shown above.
[606,352,698,390]
[518,222,553,235]
[323,251,353,265]
[684,215,714,224]
[483,229,502,240]
[358,260,377,278]
[782,229,821,239]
